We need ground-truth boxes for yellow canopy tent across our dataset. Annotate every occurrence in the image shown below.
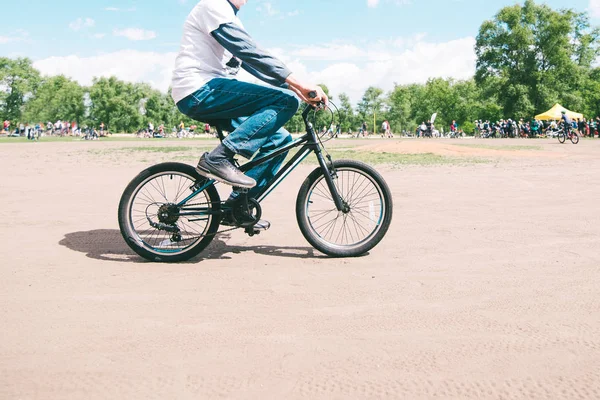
[535,104,583,121]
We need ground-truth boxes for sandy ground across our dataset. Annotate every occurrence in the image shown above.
[1,138,599,399]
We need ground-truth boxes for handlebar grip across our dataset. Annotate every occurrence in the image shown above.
[308,91,317,99]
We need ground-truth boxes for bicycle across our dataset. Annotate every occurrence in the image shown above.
[118,96,393,262]
[557,126,579,144]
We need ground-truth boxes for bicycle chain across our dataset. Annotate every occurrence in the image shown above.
[179,202,246,237]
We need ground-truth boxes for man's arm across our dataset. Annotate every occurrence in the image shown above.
[211,23,327,104]
[240,61,289,88]
[211,23,291,86]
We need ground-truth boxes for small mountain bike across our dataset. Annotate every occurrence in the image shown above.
[118,99,393,262]
[557,127,579,144]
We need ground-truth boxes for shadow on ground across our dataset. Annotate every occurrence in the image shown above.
[59,229,323,263]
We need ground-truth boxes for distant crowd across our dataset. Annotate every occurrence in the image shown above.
[6,116,599,140]
[136,122,213,138]
[2,119,109,140]
[473,118,600,138]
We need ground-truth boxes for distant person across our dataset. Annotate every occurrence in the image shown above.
[419,121,426,137]
[204,123,211,135]
[100,122,105,135]
[3,120,9,133]
[577,118,584,135]
[530,119,540,137]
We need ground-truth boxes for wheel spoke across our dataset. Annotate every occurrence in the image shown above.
[127,171,214,254]
[305,166,386,249]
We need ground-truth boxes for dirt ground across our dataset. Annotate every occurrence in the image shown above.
[1,138,599,399]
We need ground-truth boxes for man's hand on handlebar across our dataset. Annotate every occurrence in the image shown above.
[285,73,329,106]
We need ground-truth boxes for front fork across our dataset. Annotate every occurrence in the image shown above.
[314,143,348,213]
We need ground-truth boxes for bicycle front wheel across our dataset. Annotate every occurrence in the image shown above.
[558,133,566,143]
[571,133,580,144]
[296,160,393,257]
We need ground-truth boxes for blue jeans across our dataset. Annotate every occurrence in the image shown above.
[177,78,300,200]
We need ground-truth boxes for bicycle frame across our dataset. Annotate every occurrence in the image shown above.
[176,104,345,212]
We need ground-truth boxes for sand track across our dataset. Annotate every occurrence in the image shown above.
[1,138,599,399]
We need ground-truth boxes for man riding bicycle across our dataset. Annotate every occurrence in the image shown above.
[171,0,327,231]
[561,110,572,137]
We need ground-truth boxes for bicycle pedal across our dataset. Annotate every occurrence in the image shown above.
[244,227,261,237]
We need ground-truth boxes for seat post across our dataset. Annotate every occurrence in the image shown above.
[216,127,226,142]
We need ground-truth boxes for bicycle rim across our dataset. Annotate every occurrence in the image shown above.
[305,168,385,251]
[126,171,213,255]
[571,134,579,144]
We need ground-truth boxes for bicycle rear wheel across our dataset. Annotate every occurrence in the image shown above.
[296,160,393,257]
[118,162,221,262]
[558,133,566,143]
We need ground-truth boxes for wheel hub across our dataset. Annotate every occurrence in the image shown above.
[157,204,180,224]
[341,202,351,214]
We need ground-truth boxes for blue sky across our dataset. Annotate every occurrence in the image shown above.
[1,0,598,103]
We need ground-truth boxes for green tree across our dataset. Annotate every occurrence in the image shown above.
[88,77,148,132]
[357,87,384,133]
[336,93,355,133]
[475,0,600,118]
[0,57,40,122]
[23,75,85,123]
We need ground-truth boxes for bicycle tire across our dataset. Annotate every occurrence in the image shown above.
[558,133,566,143]
[118,162,221,262]
[296,160,393,257]
[570,133,580,144]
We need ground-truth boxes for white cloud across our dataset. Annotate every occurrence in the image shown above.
[32,35,476,105]
[368,0,411,7]
[590,0,600,18]
[69,18,95,31]
[276,36,477,104]
[0,30,29,44]
[0,35,19,44]
[34,50,177,91]
[260,2,279,16]
[104,7,137,12]
[113,28,157,41]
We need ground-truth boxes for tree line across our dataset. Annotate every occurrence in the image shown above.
[1,0,600,134]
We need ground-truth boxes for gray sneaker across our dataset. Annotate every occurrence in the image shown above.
[195,153,256,188]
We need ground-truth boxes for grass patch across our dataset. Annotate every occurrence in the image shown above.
[88,146,487,166]
[455,143,542,151]
[293,150,488,166]
[0,136,219,144]
[89,146,212,155]
[122,146,197,153]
